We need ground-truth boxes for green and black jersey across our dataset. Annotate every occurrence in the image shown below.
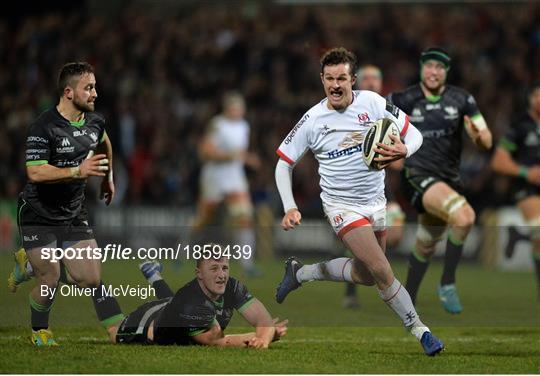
[388,84,482,184]
[152,277,255,345]
[23,107,107,221]
[497,112,540,202]
[498,113,540,167]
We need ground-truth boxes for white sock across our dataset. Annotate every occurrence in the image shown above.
[296,258,354,283]
[237,228,255,270]
[147,273,162,285]
[377,278,429,339]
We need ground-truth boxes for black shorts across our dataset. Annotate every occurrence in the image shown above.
[116,299,170,345]
[401,167,464,213]
[17,196,94,250]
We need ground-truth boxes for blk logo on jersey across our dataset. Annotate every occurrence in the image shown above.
[73,129,87,137]
[24,235,39,242]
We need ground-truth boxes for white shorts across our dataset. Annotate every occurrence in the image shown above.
[200,167,248,202]
[322,195,387,238]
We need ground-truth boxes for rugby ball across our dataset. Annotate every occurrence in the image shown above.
[362,118,400,170]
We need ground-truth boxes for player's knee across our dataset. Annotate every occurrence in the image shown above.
[351,260,376,286]
[75,274,101,288]
[450,205,475,230]
[362,277,376,286]
[33,265,60,285]
[38,273,60,289]
[416,241,436,258]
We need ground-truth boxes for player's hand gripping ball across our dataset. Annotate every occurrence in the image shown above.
[362,118,400,170]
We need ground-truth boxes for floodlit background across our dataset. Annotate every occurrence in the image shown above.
[1,0,539,268]
[0,2,539,373]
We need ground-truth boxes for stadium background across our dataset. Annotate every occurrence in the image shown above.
[0,1,539,373]
[1,0,539,264]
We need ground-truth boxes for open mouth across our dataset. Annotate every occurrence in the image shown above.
[330,90,343,100]
[426,77,438,85]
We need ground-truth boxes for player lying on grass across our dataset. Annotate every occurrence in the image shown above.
[9,252,287,348]
[107,257,287,348]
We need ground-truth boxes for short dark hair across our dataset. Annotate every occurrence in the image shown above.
[57,62,94,97]
[320,47,357,76]
[420,47,451,69]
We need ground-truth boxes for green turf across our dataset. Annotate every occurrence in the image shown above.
[1,254,539,373]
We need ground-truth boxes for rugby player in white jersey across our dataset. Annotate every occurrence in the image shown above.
[274,47,444,356]
[343,64,406,309]
[194,92,261,276]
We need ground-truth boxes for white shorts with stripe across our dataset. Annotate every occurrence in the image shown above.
[322,194,387,238]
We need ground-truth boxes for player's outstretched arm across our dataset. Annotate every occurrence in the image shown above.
[275,159,302,230]
[192,321,265,348]
[26,154,109,184]
[238,298,279,348]
[464,115,492,151]
[491,146,540,186]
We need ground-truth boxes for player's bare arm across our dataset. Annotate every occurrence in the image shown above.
[192,321,262,348]
[238,299,279,347]
[491,147,540,186]
[26,153,109,183]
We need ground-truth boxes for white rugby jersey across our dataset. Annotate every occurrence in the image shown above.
[276,90,410,205]
[202,115,250,179]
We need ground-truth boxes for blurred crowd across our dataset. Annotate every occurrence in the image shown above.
[1,1,539,218]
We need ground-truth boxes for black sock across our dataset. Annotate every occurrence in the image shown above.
[92,281,124,328]
[29,295,52,331]
[405,248,429,305]
[153,279,174,299]
[441,233,464,286]
[345,282,356,297]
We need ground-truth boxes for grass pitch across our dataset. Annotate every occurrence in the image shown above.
[0,254,538,373]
